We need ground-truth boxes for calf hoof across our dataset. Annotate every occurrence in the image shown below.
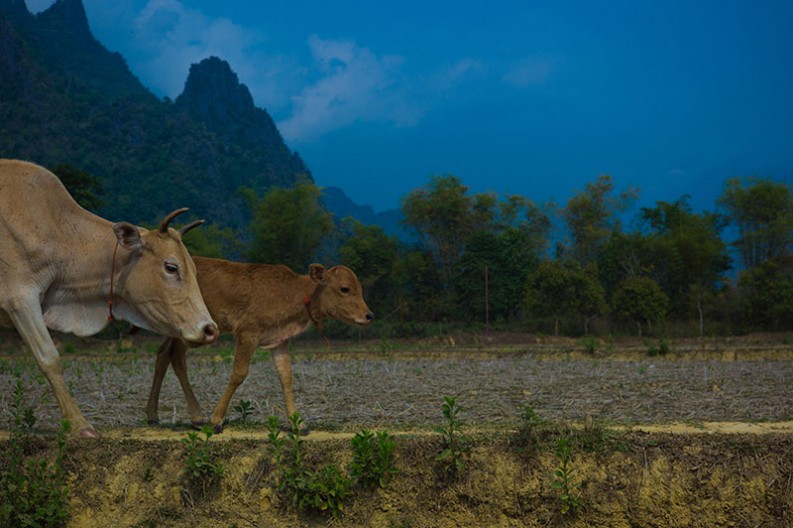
[75,426,100,439]
[190,419,208,430]
[147,418,160,426]
[213,422,225,434]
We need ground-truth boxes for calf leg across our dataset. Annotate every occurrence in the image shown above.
[210,334,256,432]
[7,300,97,438]
[145,337,173,424]
[272,342,297,418]
[169,339,205,425]
[145,338,206,426]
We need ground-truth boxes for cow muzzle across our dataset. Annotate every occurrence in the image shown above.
[184,321,219,347]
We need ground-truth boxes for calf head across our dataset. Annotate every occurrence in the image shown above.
[308,264,374,326]
[111,208,218,346]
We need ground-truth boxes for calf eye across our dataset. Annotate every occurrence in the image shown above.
[164,262,179,275]
[340,286,351,294]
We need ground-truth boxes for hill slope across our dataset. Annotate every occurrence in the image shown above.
[0,0,309,231]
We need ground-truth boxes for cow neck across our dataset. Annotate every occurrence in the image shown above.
[303,278,330,351]
[302,278,321,328]
[107,239,121,321]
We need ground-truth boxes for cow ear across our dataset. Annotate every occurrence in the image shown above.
[112,222,143,251]
[309,263,326,284]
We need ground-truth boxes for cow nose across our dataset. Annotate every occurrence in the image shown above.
[203,322,219,344]
[365,312,374,322]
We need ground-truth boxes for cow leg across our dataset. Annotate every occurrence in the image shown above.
[7,300,97,438]
[210,333,256,433]
[168,339,205,426]
[272,342,298,420]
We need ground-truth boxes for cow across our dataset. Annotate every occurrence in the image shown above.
[144,257,374,432]
[0,159,218,438]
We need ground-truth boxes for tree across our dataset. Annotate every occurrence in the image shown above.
[718,177,793,269]
[639,197,731,333]
[402,175,484,289]
[454,228,538,323]
[246,183,334,271]
[562,174,638,267]
[737,260,793,331]
[525,261,575,335]
[612,275,669,336]
[339,220,401,317]
[181,223,243,260]
[51,163,103,212]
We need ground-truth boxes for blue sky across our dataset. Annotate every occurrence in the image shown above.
[27,0,793,213]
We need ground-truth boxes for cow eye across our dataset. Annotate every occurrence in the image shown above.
[340,286,351,294]
[164,262,179,275]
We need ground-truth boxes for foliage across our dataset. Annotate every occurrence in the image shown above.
[273,413,352,519]
[349,430,398,488]
[612,275,669,336]
[454,228,539,322]
[525,260,606,335]
[647,338,672,357]
[233,399,254,424]
[51,163,103,212]
[1,379,71,528]
[551,437,581,516]
[639,197,731,327]
[737,260,793,331]
[180,424,224,499]
[718,176,793,269]
[246,183,334,271]
[339,220,401,316]
[561,174,638,266]
[435,396,469,480]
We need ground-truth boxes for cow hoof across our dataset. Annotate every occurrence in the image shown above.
[75,426,100,439]
[147,418,160,426]
[213,423,224,434]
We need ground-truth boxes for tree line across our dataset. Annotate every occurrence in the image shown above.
[56,164,793,338]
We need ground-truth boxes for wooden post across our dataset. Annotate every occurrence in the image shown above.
[485,265,489,341]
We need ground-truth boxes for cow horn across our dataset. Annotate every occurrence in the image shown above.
[179,219,205,236]
[159,208,189,233]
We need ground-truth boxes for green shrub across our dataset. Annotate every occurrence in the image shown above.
[274,413,351,519]
[435,396,469,479]
[180,424,224,501]
[551,437,581,515]
[233,399,254,424]
[349,430,398,488]
[1,379,71,528]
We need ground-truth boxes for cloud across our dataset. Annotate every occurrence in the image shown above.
[277,35,420,143]
[502,55,557,87]
[129,0,265,98]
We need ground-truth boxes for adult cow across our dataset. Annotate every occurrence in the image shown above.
[145,257,373,432]
[0,159,218,438]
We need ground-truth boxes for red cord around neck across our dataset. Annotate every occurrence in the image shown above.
[303,280,330,352]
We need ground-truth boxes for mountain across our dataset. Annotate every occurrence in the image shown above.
[320,186,407,240]
[0,0,405,241]
[0,0,309,231]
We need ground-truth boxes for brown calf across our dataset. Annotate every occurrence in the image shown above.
[145,256,373,431]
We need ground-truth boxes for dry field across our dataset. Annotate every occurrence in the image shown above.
[1,331,793,527]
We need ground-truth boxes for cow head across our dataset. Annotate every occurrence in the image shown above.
[111,209,218,346]
[308,264,374,326]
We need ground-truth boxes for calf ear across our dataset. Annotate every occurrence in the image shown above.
[113,222,144,251]
[309,263,326,284]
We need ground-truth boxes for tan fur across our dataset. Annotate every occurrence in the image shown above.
[0,159,218,437]
[145,256,373,430]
